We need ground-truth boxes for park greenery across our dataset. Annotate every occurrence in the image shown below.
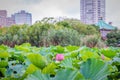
[0,43,120,80]
[0,18,103,48]
[107,30,120,47]
[0,17,120,80]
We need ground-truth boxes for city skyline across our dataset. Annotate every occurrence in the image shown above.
[0,10,32,27]
[0,10,15,27]
[0,0,120,28]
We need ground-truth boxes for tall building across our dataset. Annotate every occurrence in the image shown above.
[80,0,105,24]
[0,10,15,27]
[0,10,7,27]
[6,17,15,27]
[0,10,7,18]
[13,10,32,25]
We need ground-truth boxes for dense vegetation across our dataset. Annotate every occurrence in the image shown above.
[0,43,120,80]
[107,30,120,47]
[0,18,101,47]
[0,18,120,80]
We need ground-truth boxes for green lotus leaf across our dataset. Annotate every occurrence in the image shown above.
[25,70,52,80]
[18,43,31,47]
[52,45,65,53]
[0,45,8,51]
[42,62,57,74]
[27,54,47,69]
[66,45,79,52]
[0,52,9,58]
[53,69,80,80]
[5,61,26,78]
[0,68,6,77]
[25,69,84,80]
[15,46,31,52]
[25,64,39,75]
[60,58,73,68]
[100,49,116,58]
[14,43,31,53]
[80,51,100,61]
[80,58,111,80]
[0,61,8,68]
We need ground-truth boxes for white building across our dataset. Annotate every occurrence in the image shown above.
[80,0,105,24]
[12,10,32,25]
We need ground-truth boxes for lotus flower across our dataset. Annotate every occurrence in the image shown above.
[101,54,105,60]
[55,54,64,61]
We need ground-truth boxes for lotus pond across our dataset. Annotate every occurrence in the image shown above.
[0,43,120,80]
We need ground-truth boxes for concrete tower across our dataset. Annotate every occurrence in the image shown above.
[80,0,105,24]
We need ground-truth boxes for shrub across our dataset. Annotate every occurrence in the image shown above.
[0,18,100,47]
[81,35,99,48]
[106,31,120,47]
[96,39,107,48]
[47,28,81,46]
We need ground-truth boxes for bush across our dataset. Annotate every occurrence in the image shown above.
[81,35,99,48]
[47,28,81,46]
[96,39,107,48]
[0,18,100,47]
[56,19,99,35]
[106,31,120,47]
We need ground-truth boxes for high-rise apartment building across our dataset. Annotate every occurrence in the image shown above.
[0,10,7,27]
[0,10,7,18]
[12,10,32,25]
[80,0,105,24]
[6,17,15,27]
[0,10,15,27]
[0,10,32,27]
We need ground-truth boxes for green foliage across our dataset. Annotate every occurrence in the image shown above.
[0,52,9,58]
[0,68,6,78]
[25,69,83,80]
[81,35,99,48]
[91,24,100,31]
[80,58,111,80]
[100,48,117,58]
[60,58,73,68]
[66,45,79,52]
[25,64,39,75]
[0,61,8,68]
[108,57,120,79]
[48,28,81,46]
[56,21,71,28]
[27,54,47,69]
[53,69,80,80]
[0,43,119,79]
[52,45,65,53]
[57,19,99,35]
[80,50,100,61]
[25,70,51,80]
[0,18,100,47]
[107,30,120,47]
[5,61,25,78]
[42,63,57,74]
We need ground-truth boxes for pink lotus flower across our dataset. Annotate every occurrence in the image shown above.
[55,54,64,61]
[101,54,105,60]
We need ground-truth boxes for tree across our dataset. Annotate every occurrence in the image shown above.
[106,30,120,47]
[56,18,99,35]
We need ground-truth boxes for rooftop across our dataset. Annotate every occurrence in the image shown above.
[96,20,115,30]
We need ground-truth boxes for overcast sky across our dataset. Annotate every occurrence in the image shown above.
[0,0,120,28]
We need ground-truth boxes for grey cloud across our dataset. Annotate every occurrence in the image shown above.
[21,0,43,4]
[106,0,120,27]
